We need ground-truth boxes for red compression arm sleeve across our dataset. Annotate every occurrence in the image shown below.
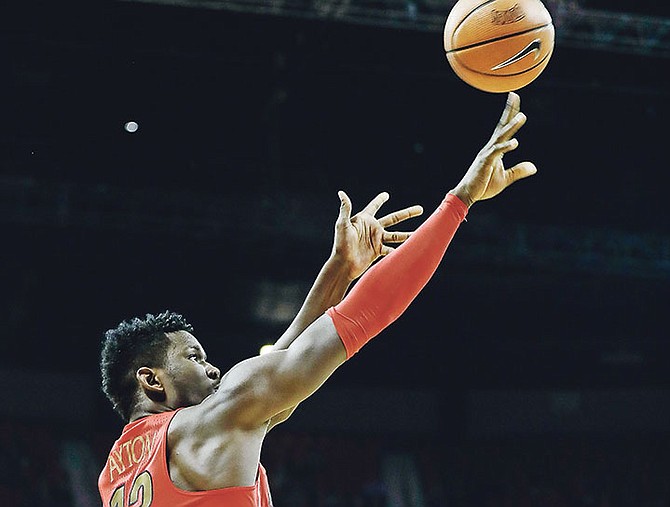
[326,192,468,358]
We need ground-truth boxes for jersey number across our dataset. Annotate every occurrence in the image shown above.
[109,471,154,507]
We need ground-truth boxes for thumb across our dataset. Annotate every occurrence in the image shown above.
[506,161,538,184]
[337,190,353,225]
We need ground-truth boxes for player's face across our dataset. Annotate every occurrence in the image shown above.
[162,330,221,408]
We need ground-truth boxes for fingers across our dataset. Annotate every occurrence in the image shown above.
[498,137,519,154]
[380,245,394,256]
[378,205,424,228]
[361,191,390,217]
[482,137,519,165]
[483,102,528,165]
[377,204,422,247]
[382,230,412,243]
[491,93,523,145]
[502,111,527,141]
[505,161,538,183]
[489,110,526,149]
[336,190,352,225]
[498,92,520,127]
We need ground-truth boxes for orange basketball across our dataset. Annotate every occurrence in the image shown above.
[443,0,554,93]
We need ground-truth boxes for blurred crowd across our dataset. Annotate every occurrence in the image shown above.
[0,419,72,507]
[0,417,668,507]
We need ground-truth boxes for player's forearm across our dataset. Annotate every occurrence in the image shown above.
[327,193,468,357]
[272,255,353,351]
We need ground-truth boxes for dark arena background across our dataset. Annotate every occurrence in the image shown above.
[2,0,670,505]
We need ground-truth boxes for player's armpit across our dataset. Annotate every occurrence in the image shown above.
[267,405,299,431]
[196,314,346,431]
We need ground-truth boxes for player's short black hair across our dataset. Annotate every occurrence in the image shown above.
[100,310,194,421]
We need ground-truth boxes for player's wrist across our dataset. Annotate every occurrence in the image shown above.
[449,185,475,208]
[325,253,358,282]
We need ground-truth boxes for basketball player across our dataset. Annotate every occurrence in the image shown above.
[98,92,536,507]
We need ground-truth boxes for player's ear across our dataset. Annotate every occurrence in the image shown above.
[136,367,164,394]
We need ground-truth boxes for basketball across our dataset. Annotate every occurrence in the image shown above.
[443,0,555,93]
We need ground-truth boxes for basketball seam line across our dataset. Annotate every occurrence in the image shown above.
[453,0,498,37]
[445,23,553,54]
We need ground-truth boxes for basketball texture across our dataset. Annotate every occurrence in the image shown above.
[444,0,554,93]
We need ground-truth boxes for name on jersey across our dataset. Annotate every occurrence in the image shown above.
[107,433,153,482]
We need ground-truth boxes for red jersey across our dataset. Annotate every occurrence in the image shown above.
[98,411,273,507]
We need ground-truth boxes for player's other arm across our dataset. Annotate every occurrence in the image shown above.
[264,254,351,430]
[267,193,422,428]
[264,256,349,429]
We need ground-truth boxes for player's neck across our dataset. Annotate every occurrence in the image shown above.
[129,400,174,422]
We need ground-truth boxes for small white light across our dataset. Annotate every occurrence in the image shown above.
[124,121,139,133]
[259,344,274,355]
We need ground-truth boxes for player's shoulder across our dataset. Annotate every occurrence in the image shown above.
[167,397,227,445]
[169,388,268,447]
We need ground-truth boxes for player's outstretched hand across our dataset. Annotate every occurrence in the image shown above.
[332,191,423,280]
[451,92,537,207]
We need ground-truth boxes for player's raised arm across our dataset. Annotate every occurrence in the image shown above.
[197,92,536,429]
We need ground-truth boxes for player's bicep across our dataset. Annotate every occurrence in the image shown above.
[207,314,346,429]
